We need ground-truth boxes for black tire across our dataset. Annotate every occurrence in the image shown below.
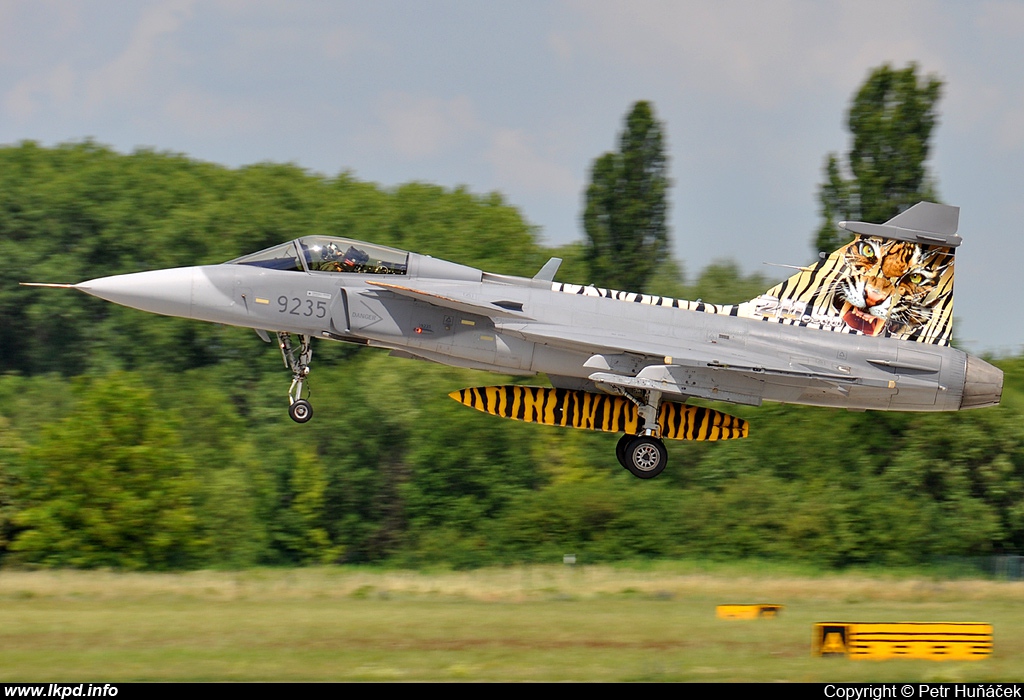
[616,434,634,469]
[289,399,313,423]
[623,436,667,479]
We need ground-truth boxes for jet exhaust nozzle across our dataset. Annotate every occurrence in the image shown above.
[961,354,1003,409]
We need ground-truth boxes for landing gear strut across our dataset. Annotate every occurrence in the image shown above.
[614,389,668,479]
[279,332,313,423]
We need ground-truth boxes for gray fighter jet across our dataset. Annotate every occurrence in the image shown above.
[23,201,1002,479]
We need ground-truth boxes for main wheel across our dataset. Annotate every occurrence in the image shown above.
[289,399,313,423]
[623,436,667,479]
[616,434,634,469]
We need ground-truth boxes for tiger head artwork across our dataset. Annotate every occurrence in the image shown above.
[728,203,961,346]
[833,237,953,338]
[746,230,957,346]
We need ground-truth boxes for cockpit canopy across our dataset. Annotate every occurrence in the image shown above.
[227,237,408,275]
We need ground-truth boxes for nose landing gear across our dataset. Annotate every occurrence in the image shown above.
[279,333,314,423]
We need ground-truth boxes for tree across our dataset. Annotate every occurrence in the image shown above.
[9,374,201,569]
[583,101,670,291]
[815,63,943,253]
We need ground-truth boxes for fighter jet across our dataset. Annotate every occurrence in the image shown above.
[23,201,1002,479]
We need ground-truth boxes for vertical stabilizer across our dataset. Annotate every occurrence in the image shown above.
[744,202,959,345]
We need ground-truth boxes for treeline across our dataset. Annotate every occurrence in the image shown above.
[1,141,1023,570]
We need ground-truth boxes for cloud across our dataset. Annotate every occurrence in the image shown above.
[564,0,946,108]
[366,89,580,202]
[4,61,76,121]
[485,128,579,196]
[371,92,579,195]
[975,0,1024,37]
[84,0,196,111]
[162,89,270,136]
[376,93,480,159]
[1,0,197,123]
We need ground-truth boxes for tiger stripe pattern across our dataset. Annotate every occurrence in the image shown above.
[550,234,955,346]
[550,282,733,316]
[449,386,748,441]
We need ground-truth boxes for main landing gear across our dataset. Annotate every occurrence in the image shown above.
[279,332,313,423]
[616,434,668,479]
[614,388,668,479]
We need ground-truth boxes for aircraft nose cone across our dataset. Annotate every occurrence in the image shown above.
[77,267,199,318]
[961,354,1003,409]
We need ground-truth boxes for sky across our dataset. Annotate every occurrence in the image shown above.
[1,0,1022,354]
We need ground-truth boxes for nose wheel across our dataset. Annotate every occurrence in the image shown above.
[289,398,313,423]
[279,333,314,423]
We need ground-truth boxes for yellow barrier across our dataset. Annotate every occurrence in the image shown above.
[716,604,783,619]
[813,622,992,660]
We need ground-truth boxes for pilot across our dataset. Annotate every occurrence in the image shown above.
[314,242,341,272]
[316,242,373,273]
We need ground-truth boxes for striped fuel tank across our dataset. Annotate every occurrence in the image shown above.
[448,386,748,441]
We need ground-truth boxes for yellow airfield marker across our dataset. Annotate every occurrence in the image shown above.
[812,622,993,660]
[716,604,783,619]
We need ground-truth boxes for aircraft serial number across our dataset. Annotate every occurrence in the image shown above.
[278,296,328,318]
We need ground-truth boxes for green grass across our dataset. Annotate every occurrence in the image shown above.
[1,564,1023,682]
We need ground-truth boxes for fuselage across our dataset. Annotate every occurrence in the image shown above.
[73,236,1002,414]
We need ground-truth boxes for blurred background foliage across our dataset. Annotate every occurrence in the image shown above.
[1,90,1022,571]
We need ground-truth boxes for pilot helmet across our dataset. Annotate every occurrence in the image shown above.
[321,242,342,261]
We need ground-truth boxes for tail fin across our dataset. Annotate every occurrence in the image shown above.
[746,202,959,345]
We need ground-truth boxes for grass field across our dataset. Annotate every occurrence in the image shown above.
[1,562,1023,682]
